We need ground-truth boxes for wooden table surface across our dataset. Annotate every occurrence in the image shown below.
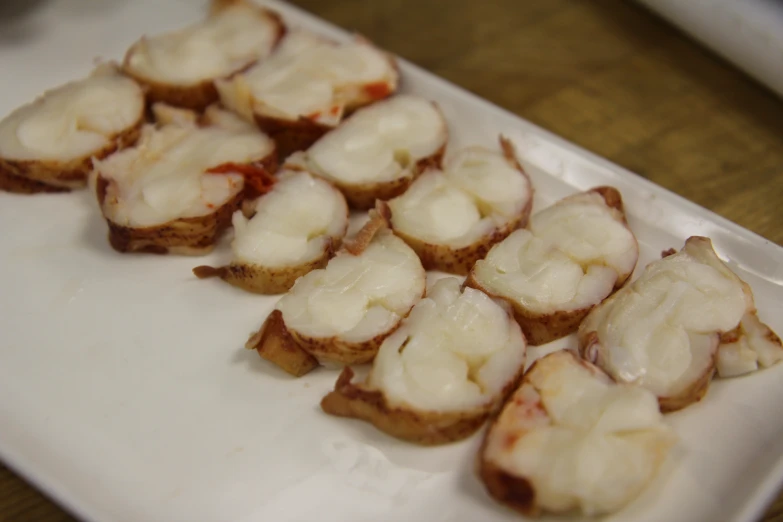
[2,0,783,520]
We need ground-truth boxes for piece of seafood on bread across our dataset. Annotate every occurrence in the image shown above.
[578,236,783,412]
[123,0,284,111]
[284,95,447,209]
[321,277,527,445]
[217,29,398,157]
[467,187,638,345]
[479,350,674,517]
[92,105,276,255]
[384,137,532,274]
[193,169,349,294]
[0,65,144,194]
[246,209,425,376]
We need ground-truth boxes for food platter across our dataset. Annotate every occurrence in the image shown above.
[0,1,782,521]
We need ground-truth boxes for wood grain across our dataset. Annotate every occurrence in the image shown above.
[2,0,783,520]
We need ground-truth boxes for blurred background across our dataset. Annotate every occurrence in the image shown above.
[286,0,783,245]
[638,0,783,99]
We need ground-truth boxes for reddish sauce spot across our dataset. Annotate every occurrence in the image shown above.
[308,111,321,121]
[502,432,521,450]
[329,105,340,116]
[513,397,545,419]
[363,81,391,100]
[206,163,275,195]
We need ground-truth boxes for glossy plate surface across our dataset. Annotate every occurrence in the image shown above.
[0,1,781,521]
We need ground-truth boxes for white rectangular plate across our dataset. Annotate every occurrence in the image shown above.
[1,1,782,522]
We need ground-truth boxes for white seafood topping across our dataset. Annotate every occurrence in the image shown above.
[473,190,637,313]
[124,1,281,85]
[95,107,273,227]
[717,312,783,378]
[0,66,143,162]
[277,231,425,344]
[482,350,674,516]
[388,146,531,247]
[288,95,446,185]
[369,277,526,411]
[232,170,348,267]
[217,30,396,125]
[580,237,764,405]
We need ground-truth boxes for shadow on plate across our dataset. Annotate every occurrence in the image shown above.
[78,189,117,255]
[0,0,50,44]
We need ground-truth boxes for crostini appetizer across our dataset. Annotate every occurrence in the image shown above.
[479,350,674,517]
[578,236,783,411]
[0,65,144,194]
[193,169,349,294]
[384,137,533,274]
[321,277,527,444]
[217,29,398,157]
[285,95,447,209]
[92,104,276,255]
[246,209,425,375]
[123,0,284,111]
[467,187,638,345]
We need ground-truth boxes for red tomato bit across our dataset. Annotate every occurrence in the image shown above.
[363,81,392,100]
